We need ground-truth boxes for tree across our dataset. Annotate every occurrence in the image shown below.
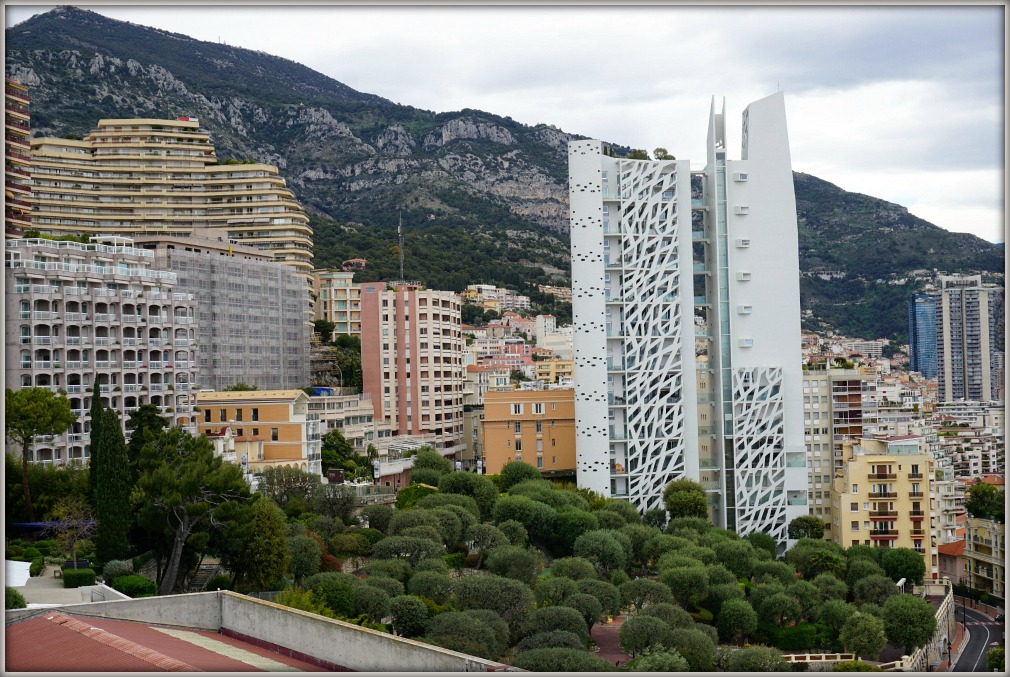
[320,429,356,475]
[717,597,758,644]
[389,594,429,637]
[43,495,96,567]
[667,626,717,671]
[839,612,887,660]
[881,548,926,586]
[552,556,597,581]
[560,592,603,631]
[846,557,886,588]
[812,572,849,601]
[500,460,542,489]
[662,478,708,520]
[361,503,394,532]
[788,515,827,540]
[987,646,1005,673]
[747,531,779,558]
[535,576,578,607]
[407,570,454,604]
[124,404,168,482]
[578,578,622,617]
[642,507,667,529]
[759,592,802,626]
[370,535,444,566]
[573,530,627,578]
[94,408,132,563]
[5,387,77,522]
[525,605,591,646]
[486,545,544,586]
[353,585,390,623]
[620,578,673,612]
[511,647,617,672]
[881,594,936,655]
[627,149,650,160]
[87,380,104,503]
[727,645,791,672]
[288,534,322,585]
[788,579,823,620]
[516,630,585,652]
[854,574,898,607]
[661,565,709,609]
[463,523,509,568]
[223,382,257,391]
[817,599,857,638]
[713,539,757,579]
[238,498,290,591]
[626,647,690,672]
[618,614,676,657]
[833,660,884,671]
[550,509,600,556]
[412,446,453,475]
[313,319,336,343]
[135,427,250,595]
[653,147,675,160]
[453,574,536,641]
[438,471,499,520]
[964,480,1004,519]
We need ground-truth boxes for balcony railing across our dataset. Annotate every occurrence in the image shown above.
[869,491,897,499]
[869,473,896,480]
[869,530,899,538]
[869,510,898,518]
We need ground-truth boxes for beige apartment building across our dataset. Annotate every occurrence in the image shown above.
[534,357,574,385]
[803,367,879,537]
[313,269,361,338]
[28,118,312,274]
[5,79,31,237]
[482,389,576,476]
[831,436,938,579]
[360,282,466,459]
[964,514,1005,598]
[196,390,321,475]
[5,235,198,464]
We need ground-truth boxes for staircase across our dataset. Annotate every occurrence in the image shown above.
[188,559,222,592]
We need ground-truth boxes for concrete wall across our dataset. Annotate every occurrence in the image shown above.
[218,592,509,672]
[5,590,222,629]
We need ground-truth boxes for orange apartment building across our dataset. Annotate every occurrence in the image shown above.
[196,389,321,475]
[482,389,576,477]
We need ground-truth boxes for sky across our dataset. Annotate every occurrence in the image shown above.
[5,3,1006,243]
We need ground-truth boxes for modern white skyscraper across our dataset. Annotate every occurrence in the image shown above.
[933,275,1004,402]
[570,93,807,542]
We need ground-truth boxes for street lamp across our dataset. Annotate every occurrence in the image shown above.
[946,641,951,668]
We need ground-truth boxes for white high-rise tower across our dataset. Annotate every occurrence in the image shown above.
[570,93,807,542]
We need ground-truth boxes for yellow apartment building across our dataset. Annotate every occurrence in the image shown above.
[963,514,1005,598]
[313,269,361,338]
[482,389,575,477]
[29,118,312,275]
[196,390,321,475]
[534,358,574,384]
[831,436,938,579]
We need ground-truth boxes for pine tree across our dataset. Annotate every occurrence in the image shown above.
[94,407,132,562]
[87,378,105,504]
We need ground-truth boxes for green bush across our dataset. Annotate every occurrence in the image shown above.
[833,660,884,671]
[112,574,158,597]
[102,559,132,582]
[62,568,97,588]
[365,575,405,598]
[23,547,41,560]
[29,557,45,577]
[204,574,233,591]
[6,546,24,560]
[6,586,27,609]
[34,540,58,556]
[511,647,617,672]
[515,630,585,652]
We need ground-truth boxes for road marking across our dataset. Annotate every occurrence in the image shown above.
[969,621,991,672]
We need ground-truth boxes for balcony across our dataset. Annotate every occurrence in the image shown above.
[908,492,925,499]
[869,530,899,539]
[869,473,896,480]
[869,491,897,499]
[869,510,898,519]
[909,510,925,521]
[910,529,926,538]
[908,472,923,479]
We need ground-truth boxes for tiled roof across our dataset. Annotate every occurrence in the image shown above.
[937,540,967,557]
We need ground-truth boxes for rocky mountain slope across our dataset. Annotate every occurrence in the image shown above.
[6,6,1003,340]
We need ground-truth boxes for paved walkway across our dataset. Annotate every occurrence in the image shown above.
[11,564,94,606]
[591,615,631,668]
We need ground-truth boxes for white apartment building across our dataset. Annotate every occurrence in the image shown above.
[569,93,807,542]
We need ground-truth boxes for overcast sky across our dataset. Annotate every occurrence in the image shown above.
[5,3,1006,243]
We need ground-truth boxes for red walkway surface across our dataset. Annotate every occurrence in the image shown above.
[592,615,632,667]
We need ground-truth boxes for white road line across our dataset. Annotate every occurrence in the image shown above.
[969,621,990,672]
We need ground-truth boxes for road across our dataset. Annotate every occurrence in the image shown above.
[952,604,1004,672]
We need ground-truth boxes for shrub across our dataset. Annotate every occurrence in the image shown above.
[111,574,157,598]
[389,595,429,637]
[668,626,717,671]
[416,492,481,518]
[485,545,543,586]
[524,605,590,646]
[559,592,603,631]
[102,559,132,582]
[330,533,371,556]
[551,556,598,581]
[204,573,233,591]
[6,545,24,560]
[363,558,413,583]
[727,645,791,671]
[396,483,438,510]
[834,660,884,671]
[535,575,579,607]
[618,614,676,657]
[370,536,444,566]
[408,467,445,487]
[639,602,695,631]
[515,630,585,652]
[62,567,96,588]
[29,557,45,577]
[353,585,391,623]
[594,509,627,531]
[626,647,691,672]
[496,519,529,547]
[361,504,394,532]
[34,540,58,556]
[577,578,622,617]
[320,554,343,573]
[453,574,536,641]
[437,472,499,520]
[309,574,361,617]
[408,571,455,605]
[511,647,617,672]
[6,587,27,609]
[423,611,502,661]
[500,460,543,489]
[365,575,404,598]
[23,547,41,561]
[415,557,450,574]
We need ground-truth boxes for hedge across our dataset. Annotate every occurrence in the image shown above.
[111,574,157,598]
[62,568,97,588]
[29,557,45,577]
[6,586,27,609]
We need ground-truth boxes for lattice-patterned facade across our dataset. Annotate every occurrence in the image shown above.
[571,94,807,543]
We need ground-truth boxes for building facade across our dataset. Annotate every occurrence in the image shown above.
[482,389,576,476]
[932,275,1004,402]
[28,118,312,275]
[134,229,310,391]
[569,93,807,542]
[908,293,938,378]
[830,436,938,578]
[360,282,466,460]
[313,270,362,338]
[5,235,198,464]
[196,389,321,475]
[963,514,1005,598]
[5,79,31,237]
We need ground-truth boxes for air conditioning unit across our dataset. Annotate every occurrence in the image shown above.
[738,338,754,348]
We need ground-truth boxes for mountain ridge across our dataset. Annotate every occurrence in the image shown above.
[6,6,1003,341]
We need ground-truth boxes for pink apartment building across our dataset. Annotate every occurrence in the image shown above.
[360,282,467,458]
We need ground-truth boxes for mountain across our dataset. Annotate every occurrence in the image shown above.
[6,7,1004,340]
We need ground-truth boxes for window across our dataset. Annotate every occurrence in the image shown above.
[219,408,226,422]
[236,429,243,437]
[851,484,857,494]
[252,428,259,437]
[552,439,556,447]
[515,439,522,452]
[252,408,259,421]
[514,422,522,434]
[851,521,859,531]
[204,409,211,423]
[511,403,523,415]
[271,428,279,442]
[537,456,543,468]
[536,421,543,433]
[850,502,858,512]
[235,409,243,422]
[533,402,544,415]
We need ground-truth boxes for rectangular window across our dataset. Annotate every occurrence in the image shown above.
[271,428,279,442]
[514,422,522,434]
[252,408,259,421]
[204,409,211,423]
[850,502,858,512]
[851,521,859,531]
[219,408,227,422]
[533,402,544,415]
[537,456,543,469]
[252,428,259,437]
[515,439,522,452]
[851,484,857,494]
[235,409,243,422]
[536,421,543,433]
[511,403,523,415]
[236,429,243,437]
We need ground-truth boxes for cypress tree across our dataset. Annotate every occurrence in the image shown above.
[87,376,105,504]
[94,407,132,562]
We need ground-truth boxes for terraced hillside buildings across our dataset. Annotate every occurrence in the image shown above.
[28,117,313,275]
[569,93,807,543]
[5,235,198,465]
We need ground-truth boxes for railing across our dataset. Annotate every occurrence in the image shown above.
[870,473,896,480]
[869,491,897,499]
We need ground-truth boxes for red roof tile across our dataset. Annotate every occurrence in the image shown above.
[937,540,966,557]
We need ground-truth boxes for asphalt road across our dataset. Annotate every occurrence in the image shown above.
[952,604,1004,672]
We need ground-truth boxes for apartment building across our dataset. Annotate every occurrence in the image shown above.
[534,357,574,385]
[28,118,312,275]
[537,284,572,303]
[569,93,807,542]
[5,79,31,237]
[134,228,310,390]
[5,235,197,464]
[803,367,879,537]
[306,389,391,454]
[830,436,937,578]
[313,270,361,338]
[964,514,1005,598]
[482,389,576,476]
[931,275,1004,402]
[360,282,466,460]
[196,389,321,475]
[908,292,938,378]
